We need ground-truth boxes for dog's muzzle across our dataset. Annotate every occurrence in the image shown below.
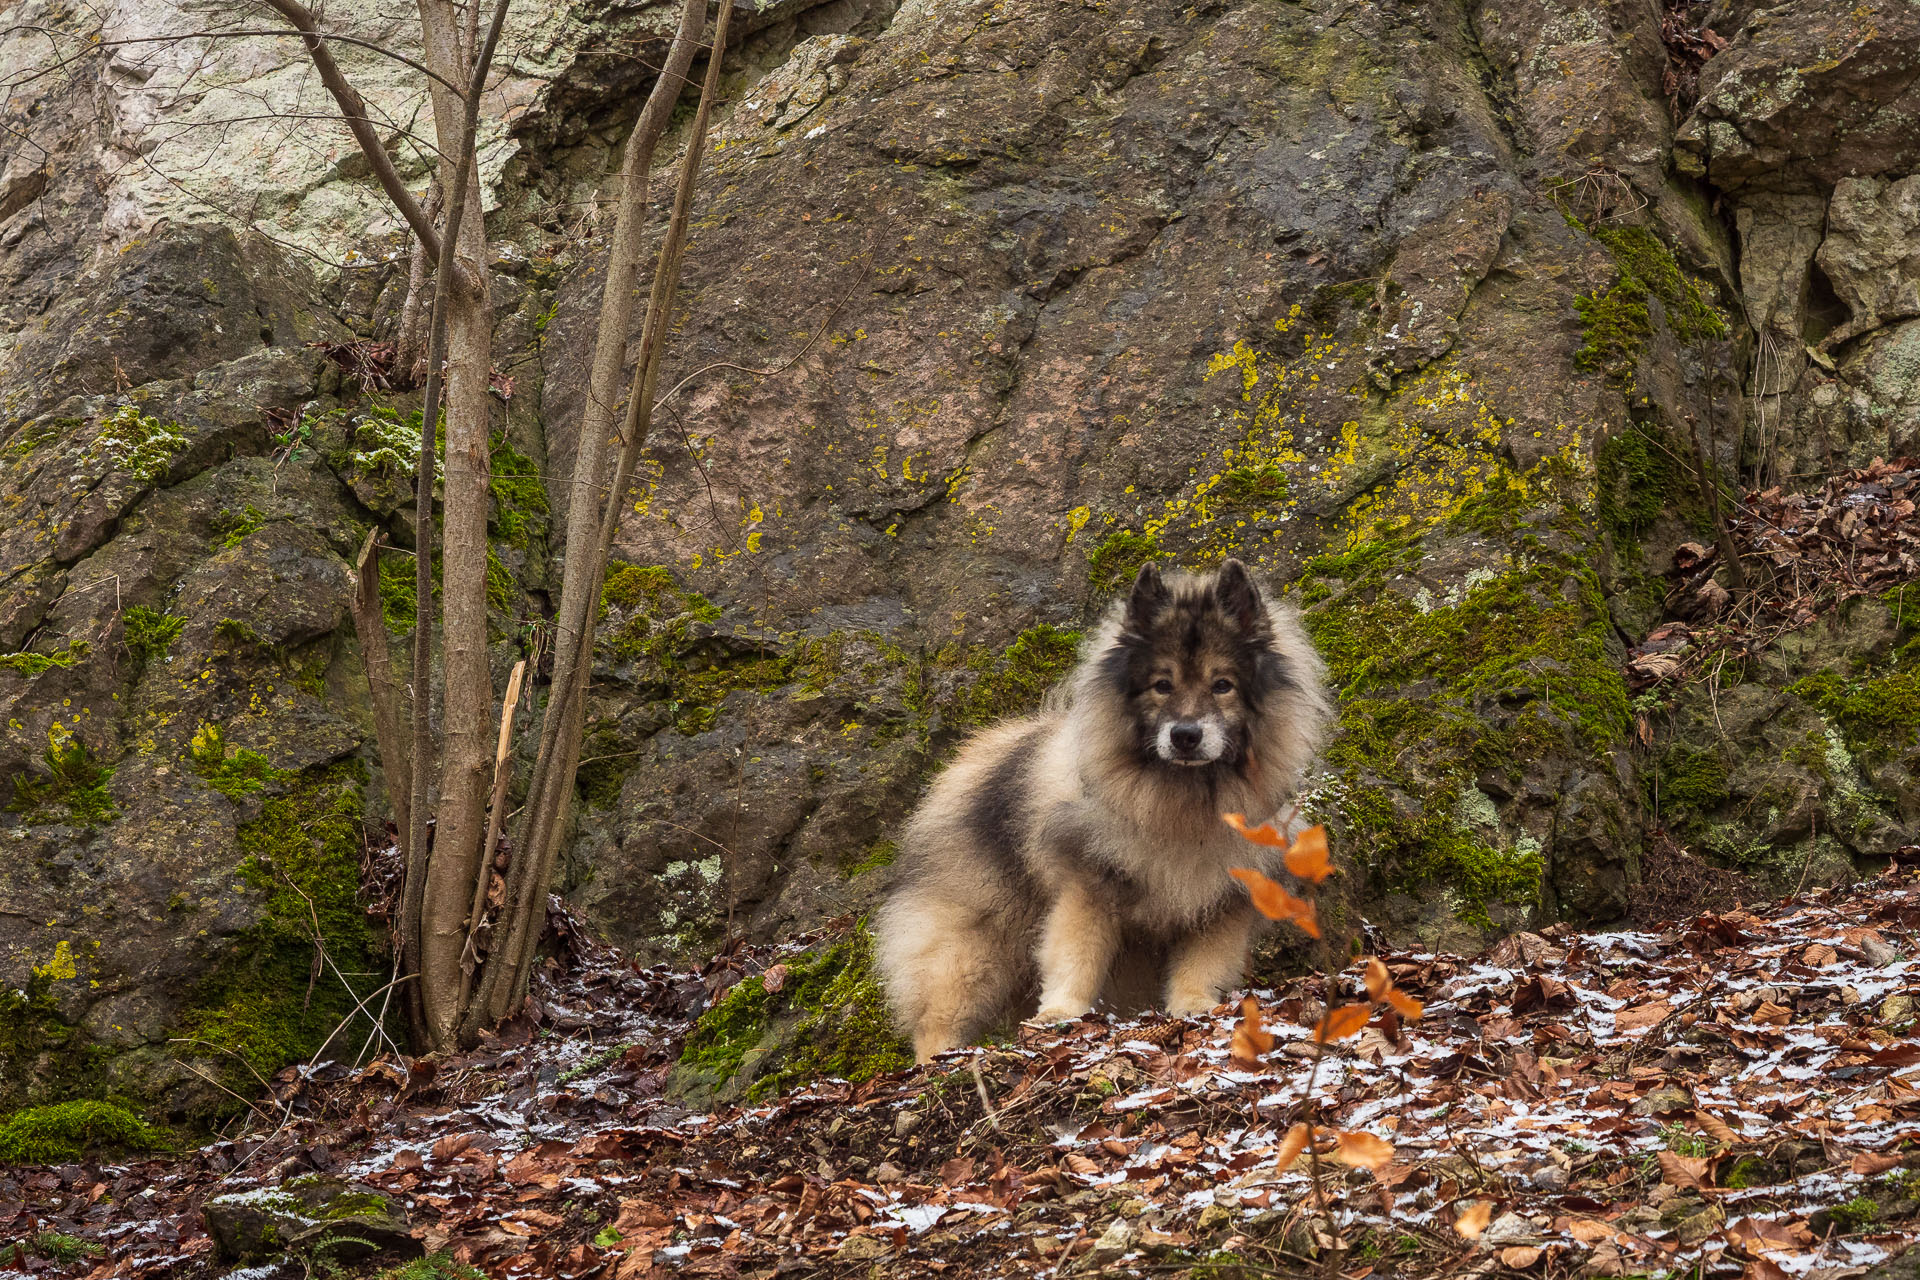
[1158,718,1226,765]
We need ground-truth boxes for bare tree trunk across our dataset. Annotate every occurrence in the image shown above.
[406,0,512,1050]
[395,181,445,385]
[350,530,412,852]
[466,0,732,1036]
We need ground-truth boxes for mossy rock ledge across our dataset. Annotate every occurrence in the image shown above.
[667,925,911,1106]
[205,1175,416,1264]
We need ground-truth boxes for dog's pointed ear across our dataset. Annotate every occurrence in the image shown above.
[1214,558,1263,631]
[1126,562,1169,633]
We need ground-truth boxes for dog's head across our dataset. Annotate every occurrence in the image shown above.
[1101,559,1293,769]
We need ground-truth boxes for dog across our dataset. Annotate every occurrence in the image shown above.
[876,558,1332,1062]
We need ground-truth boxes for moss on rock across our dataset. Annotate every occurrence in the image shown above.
[1086,529,1164,592]
[672,924,910,1104]
[6,724,115,827]
[1299,535,1629,925]
[0,1100,159,1164]
[177,763,386,1109]
[949,624,1081,729]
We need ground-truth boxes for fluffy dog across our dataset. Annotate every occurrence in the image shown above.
[876,559,1332,1061]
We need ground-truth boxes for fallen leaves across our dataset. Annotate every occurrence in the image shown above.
[1229,996,1275,1069]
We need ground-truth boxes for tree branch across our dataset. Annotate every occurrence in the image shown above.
[255,0,447,269]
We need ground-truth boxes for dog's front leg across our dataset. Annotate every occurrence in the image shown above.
[1032,882,1118,1022]
[1164,907,1258,1016]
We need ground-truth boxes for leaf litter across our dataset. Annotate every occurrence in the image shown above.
[5,868,1920,1279]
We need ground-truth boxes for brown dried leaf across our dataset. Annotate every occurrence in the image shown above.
[1695,1111,1739,1145]
[1229,996,1275,1069]
[1656,1151,1712,1189]
[1365,958,1392,1003]
[1851,1150,1903,1176]
[1386,987,1425,1020]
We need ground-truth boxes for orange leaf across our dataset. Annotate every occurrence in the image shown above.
[1454,1200,1494,1240]
[1385,987,1425,1020]
[1332,1130,1394,1171]
[1275,1122,1312,1171]
[1229,868,1321,938]
[1365,958,1392,1002]
[1285,824,1334,883]
[1499,1246,1544,1269]
[1229,996,1274,1069]
[1315,1003,1371,1043]
[1222,812,1289,847]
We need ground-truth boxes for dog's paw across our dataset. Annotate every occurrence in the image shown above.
[1163,990,1221,1018]
[1032,1003,1089,1024]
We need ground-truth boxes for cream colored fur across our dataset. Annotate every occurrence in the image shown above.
[876,573,1332,1062]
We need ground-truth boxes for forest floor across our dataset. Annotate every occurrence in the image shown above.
[7,863,1920,1280]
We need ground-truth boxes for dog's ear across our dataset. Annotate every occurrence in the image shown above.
[1214,558,1263,631]
[1126,562,1169,632]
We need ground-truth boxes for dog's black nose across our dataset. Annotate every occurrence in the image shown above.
[1170,724,1202,753]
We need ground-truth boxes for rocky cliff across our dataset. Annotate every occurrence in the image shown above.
[2,0,1915,1116]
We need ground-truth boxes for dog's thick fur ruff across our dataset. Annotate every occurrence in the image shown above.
[876,559,1333,1061]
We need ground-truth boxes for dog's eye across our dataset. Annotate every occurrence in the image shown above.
[1151,678,1174,695]
[1212,678,1234,695]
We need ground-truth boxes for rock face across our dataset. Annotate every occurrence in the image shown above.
[3,0,1920,1114]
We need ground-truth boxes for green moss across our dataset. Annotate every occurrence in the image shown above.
[1826,1197,1880,1231]
[0,980,116,1114]
[123,607,184,671]
[90,405,188,484]
[677,925,911,1101]
[576,720,635,810]
[214,617,265,648]
[16,1231,102,1263]
[0,1100,158,1164]
[488,434,549,551]
[381,1253,488,1280]
[1086,529,1164,593]
[1573,224,1728,379]
[0,639,88,676]
[378,552,419,632]
[1299,540,1626,923]
[1655,746,1730,816]
[949,624,1081,729]
[347,404,429,475]
[597,563,829,734]
[843,839,897,877]
[1790,665,1920,761]
[1574,277,1651,377]
[1721,1155,1775,1189]
[1215,465,1289,509]
[1338,786,1544,926]
[211,504,270,548]
[177,764,386,1110]
[7,726,114,827]
[1591,225,1729,344]
[188,722,291,799]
